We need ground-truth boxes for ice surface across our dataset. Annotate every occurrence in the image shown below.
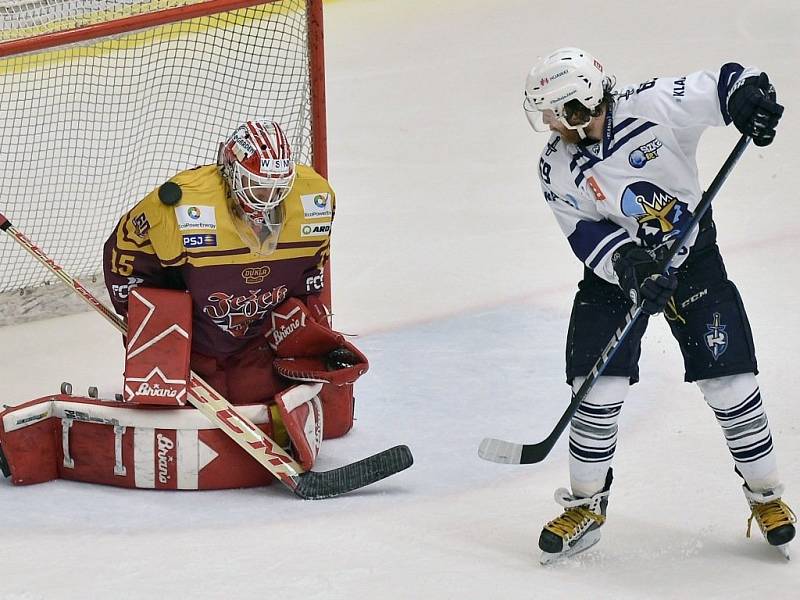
[1,0,799,598]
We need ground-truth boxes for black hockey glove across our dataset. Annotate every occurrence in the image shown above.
[727,73,783,147]
[612,243,677,316]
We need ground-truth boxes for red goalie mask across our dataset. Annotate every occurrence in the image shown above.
[218,120,296,224]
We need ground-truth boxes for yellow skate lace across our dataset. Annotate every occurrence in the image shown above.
[545,506,606,540]
[746,499,797,538]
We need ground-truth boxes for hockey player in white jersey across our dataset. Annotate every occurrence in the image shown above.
[524,47,795,563]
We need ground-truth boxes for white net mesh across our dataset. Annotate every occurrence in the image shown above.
[0,0,316,294]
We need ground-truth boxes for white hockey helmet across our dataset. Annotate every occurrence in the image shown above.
[523,47,611,132]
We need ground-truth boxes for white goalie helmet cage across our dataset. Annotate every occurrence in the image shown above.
[523,47,612,132]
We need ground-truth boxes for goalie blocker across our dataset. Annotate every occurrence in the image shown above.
[0,290,368,488]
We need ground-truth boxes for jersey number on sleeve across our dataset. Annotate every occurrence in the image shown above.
[111,249,135,276]
[539,158,552,184]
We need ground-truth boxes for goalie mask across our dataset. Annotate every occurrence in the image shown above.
[219,120,296,227]
[523,47,613,137]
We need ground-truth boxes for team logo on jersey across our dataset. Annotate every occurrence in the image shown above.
[301,193,333,218]
[242,266,271,284]
[203,285,288,338]
[176,205,217,231]
[300,222,331,237]
[620,181,691,245]
[182,234,217,248]
[705,312,729,360]
[628,138,663,168]
[132,213,150,237]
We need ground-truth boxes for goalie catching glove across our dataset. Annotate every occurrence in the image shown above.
[266,297,369,385]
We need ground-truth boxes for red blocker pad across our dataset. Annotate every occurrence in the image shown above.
[0,395,276,490]
[274,383,324,470]
[124,288,192,406]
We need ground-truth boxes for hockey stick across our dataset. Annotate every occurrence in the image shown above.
[479,134,752,465]
[0,214,413,498]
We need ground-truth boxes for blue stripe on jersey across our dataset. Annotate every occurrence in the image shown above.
[568,220,627,264]
[718,62,745,125]
[570,119,657,186]
[609,121,658,154]
[588,230,630,269]
[612,117,637,136]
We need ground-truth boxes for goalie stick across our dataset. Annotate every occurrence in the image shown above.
[0,213,413,498]
[479,134,752,465]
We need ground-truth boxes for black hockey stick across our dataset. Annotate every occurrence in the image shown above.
[479,134,752,465]
[0,213,413,498]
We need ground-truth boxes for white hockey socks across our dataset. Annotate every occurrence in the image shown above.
[696,373,780,492]
[568,376,629,498]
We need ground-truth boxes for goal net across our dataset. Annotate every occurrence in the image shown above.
[0,0,327,302]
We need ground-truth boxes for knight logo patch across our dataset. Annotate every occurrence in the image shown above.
[620,181,691,246]
[705,312,729,360]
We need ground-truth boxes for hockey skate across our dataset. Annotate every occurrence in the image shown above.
[538,471,612,565]
[743,484,796,560]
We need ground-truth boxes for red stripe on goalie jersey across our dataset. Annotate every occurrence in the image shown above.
[154,429,178,490]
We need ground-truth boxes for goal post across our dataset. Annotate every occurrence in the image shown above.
[0,0,328,304]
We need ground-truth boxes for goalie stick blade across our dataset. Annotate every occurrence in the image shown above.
[478,437,553,465]
[293,445,414,500]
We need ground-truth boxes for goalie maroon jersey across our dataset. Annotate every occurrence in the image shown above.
[103,163,333,359]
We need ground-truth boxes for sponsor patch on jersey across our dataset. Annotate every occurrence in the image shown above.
[300,222,332,237]
[305,270,324,293]
[242,265,271,284]
[586,176,606,201]
[300,193,333,219]
[182,234,217,248]
[175,205,217,230]
[628,137,663,168]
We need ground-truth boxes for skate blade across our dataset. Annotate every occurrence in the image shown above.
[539,529,601,565]
[775,543,790,560]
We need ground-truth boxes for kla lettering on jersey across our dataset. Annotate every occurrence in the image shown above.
[300,222,332,237]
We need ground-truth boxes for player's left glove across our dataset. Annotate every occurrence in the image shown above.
[266,297,369,386]
[727,72,784,147]
[612,243,677,316]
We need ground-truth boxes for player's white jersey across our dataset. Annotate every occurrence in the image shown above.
[538,63,760,284]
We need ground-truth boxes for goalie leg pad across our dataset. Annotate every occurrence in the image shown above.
[319,384,355,439]
[274,383,324,471]
[124,288,192,406]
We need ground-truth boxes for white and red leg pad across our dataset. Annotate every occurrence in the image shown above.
[274,383,324,471]
[124,287,193,406]
[319,384,355,439]
[0,395,276,489]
